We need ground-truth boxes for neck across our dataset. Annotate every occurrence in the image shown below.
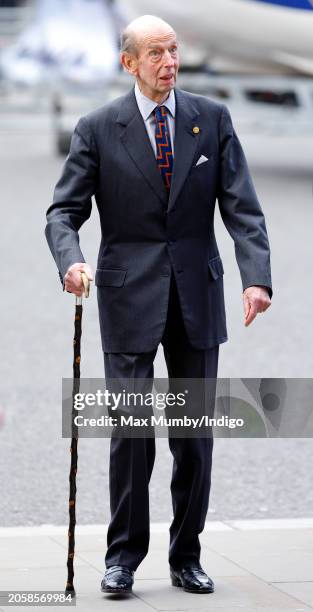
[154,92,171,105]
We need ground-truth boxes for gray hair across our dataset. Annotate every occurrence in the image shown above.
[120,28,138,56]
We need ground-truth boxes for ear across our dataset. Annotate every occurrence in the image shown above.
[120,52,138,76]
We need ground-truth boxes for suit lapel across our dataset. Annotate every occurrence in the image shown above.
[116,87,201,210]
[117,88,168,206]
[168,88,201,211]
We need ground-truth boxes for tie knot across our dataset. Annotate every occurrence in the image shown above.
[154,105,167,122]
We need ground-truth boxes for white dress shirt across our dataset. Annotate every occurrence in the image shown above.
[134,81,176,158]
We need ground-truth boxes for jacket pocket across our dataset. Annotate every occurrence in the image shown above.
[208,256,224,281]
[190,155,213,174]
[95,268,127,287]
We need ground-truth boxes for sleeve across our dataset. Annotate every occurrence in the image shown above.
[217,105,272,298]
[45,116,98,288]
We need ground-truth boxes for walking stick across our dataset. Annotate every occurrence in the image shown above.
[65,272,90,598]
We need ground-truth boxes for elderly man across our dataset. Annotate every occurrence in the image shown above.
[45,15,272,596]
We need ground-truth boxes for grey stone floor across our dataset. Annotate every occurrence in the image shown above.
[0,519,313,611]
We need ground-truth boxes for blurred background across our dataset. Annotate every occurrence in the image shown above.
[1,0,313,527]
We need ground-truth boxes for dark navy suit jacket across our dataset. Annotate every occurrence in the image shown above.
[45,86,272,353]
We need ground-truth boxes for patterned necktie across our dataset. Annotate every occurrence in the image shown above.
[154,105,173,193]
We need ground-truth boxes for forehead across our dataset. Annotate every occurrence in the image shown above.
[138,29,177,51]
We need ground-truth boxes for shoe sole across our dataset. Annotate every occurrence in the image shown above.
[171,576,214,594]
[101,586,132,594]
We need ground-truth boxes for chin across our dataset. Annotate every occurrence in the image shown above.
[161,80,175,89]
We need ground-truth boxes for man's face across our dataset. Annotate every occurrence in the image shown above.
[126,28,179,101]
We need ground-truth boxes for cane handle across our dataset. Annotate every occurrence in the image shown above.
[81,271,90,298]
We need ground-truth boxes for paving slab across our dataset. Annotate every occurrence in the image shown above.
[0,567,154,612]
[274,582,313,609]
[0,536,89,570]
[0,564,101,592]
[50,532,108,552]
[201,549,313,583]
[229,519,313,530]
[201,528,313,553]
[0,521,312,611]
[189,547,249,578]
[133,576,311,610]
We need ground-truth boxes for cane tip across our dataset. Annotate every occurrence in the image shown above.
[65,585,76,598]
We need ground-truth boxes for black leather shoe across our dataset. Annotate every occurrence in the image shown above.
[101,565,134,594]
[170,565,214,594]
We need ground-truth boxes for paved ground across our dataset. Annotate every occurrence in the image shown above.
[1,107,313,525]
[0,519,313,611]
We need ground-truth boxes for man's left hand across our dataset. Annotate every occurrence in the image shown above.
[243,286,271,327]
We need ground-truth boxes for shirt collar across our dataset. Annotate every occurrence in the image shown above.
[134,81,176,121]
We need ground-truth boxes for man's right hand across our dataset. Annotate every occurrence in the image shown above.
[64,263,93,296]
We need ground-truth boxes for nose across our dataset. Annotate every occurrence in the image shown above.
[163,49,175,67]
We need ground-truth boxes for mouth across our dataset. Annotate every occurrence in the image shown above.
[160,74,174,82]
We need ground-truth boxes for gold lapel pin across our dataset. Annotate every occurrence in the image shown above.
[193,126,200,134]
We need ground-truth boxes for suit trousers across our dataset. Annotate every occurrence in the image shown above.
[103,271,219,571]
